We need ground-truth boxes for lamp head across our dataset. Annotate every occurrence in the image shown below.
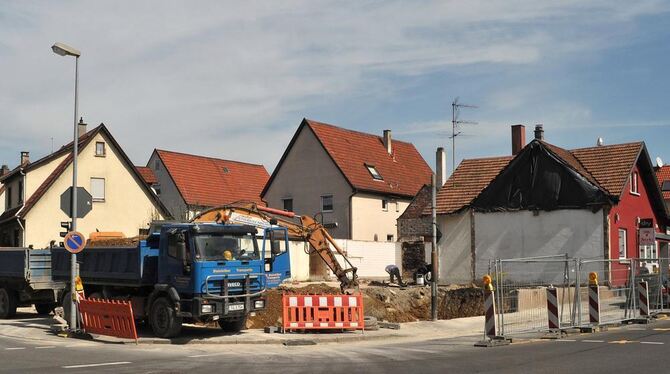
[51,42,81,57]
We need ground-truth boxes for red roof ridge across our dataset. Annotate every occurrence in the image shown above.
[304,118,416,146]
[569,141,644,152]
[155,149,265,167]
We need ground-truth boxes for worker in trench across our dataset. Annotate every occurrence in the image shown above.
[385,264,406,287]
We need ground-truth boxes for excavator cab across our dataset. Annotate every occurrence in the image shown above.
[262,227,291,288]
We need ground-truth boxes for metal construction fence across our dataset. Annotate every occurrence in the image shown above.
[486,255,670,338]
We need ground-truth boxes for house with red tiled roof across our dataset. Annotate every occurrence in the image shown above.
[262,118,432,240]
[0,120,169,248]
[135,166,159,195]
[429,124,669,285]
[145,149,270,220]
[656,165,670,212]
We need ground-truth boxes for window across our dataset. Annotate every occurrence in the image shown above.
[17,181,23,204]
[618,229,627,259]
[396,201,400,212]
[382,199,388,211]
[366,164,383,181]
[154,159,160,170]
[95,142,106,156]
[283,198,293,212]
[321,195,333,212]
[630,172,639,194]
[90,178,105,201]
[387,234,394,242]
[167,233,179,258]
[662,181,670,192]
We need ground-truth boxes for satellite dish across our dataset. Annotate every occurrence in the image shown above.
[657,157,664,168]
[596,137,604,146]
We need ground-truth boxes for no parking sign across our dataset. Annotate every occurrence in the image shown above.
[64,231,86,254]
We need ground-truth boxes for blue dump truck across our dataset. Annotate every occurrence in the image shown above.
[0,248,65,318]
[52,222,291,338]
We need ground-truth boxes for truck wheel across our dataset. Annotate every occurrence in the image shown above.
[0,288,18,319]
[35,303,56,315]
[150,297,182,338]
[218,315,247,333]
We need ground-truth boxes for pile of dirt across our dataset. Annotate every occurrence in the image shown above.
[247,283,484,328]
[87,236,146,247]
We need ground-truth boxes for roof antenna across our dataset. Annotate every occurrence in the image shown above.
[450,97,478,176]
[596,137,604,146]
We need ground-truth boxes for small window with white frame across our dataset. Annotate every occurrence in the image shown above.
[630,171,639,195]
[91,177,105,202]
[321,195,333,212]
[618,228,627,259]
[382,199,388,211]
[95,142,106,157]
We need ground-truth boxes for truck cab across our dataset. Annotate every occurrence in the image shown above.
[149,223,290,337]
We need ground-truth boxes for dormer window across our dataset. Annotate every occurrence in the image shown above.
[366,164,383,181]
[630,171,639,195]
[662,181,670,192]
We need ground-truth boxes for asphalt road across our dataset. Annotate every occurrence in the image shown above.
[2,319,670,373]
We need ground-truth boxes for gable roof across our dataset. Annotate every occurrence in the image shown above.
[3,124,171,220]
[433,139,666,221]
[262,118,432,199]
[154,149,269,207]
[135,166,158,185]
[656,165,670,200]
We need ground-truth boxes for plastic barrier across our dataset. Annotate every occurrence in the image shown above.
[546,287,560,330]
[78,298,138,342]
[282,294,364,331]
[639,281,650,317]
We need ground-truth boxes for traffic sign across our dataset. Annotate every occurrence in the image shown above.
[60,187,92,219]
[64,231,86,254]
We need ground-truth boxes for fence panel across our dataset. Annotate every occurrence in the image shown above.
[492,256,577,336]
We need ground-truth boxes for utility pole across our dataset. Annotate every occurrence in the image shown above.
[431,174,438,321]
[450,98,477,176]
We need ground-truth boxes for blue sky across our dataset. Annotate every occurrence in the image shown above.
[1,1,669,176]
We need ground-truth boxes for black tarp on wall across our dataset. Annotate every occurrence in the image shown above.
[472,141,609,212]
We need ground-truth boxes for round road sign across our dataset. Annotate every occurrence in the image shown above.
[64,231,86,254]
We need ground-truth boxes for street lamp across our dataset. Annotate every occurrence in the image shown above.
[51,41,81,332]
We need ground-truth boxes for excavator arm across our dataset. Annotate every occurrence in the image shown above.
[191,203,359,292]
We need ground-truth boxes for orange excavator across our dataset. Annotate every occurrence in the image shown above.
[191,203,359,293]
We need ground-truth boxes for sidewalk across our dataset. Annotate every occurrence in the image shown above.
[0,307,485,346]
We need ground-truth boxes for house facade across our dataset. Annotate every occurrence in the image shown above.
[656,165,670,212]
[146,149,269,220]
[0,121,169,248]
[262,118,432,240]
[430,125,669,285]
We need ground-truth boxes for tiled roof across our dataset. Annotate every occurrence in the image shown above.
[570,142,643,196]
[431,156,513,215]
[657,165,670,200]
[155,150,269,207]
[432,140,647,215]
[135,166,158,185]
[304,119,432,198]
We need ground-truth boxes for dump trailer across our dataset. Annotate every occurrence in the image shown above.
[0,248,65,318]
[52,222,291,338]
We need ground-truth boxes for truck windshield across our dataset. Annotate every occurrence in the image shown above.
[194,233,259,261]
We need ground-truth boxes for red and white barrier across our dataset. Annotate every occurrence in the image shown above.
[588,285,600,325]
[638,281,650,317]
[484,289,497,339]
[282,294,364,330]
[546,287,560,330]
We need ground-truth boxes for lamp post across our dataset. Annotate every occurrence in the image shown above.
[51,42,81,331]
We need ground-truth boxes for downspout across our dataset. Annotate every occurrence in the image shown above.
[348,190,355,240]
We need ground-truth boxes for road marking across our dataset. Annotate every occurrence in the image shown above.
[35,346,55,349]
[582,340,604,343]
[396,347,440,354]
[609,340,637,344]
[188,353,231,358]
[557,339,576,342]
[640,341,664,345]
[5,347,25,350]
[62,362,132,369]
[653,328,670,331]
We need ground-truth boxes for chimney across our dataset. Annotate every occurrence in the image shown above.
[436,147,447,189]
[0,164,8,177]
[383,130,392,155]
[534,124,544,141]
[20,151,29,165]
[77,117,87,137]
[511,124,525,155]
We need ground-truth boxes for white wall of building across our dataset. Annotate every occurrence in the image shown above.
[350,192,410,242]
[434,210,473,285]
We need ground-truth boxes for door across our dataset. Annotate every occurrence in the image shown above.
[158,229,193,293]
[263,228,291,288]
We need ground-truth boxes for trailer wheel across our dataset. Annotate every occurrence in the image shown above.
[218,315,247,333]
[150,297,182,338]
[0,288,18,319]
[35,303,56,315]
